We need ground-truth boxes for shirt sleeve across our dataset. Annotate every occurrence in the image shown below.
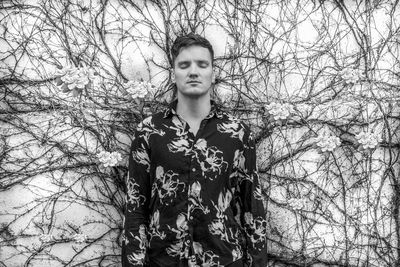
[236,126,267,267]
[122,127,151,266]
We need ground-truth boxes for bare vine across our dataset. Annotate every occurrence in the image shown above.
[0,0,399,266]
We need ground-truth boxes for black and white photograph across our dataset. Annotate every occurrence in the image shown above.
[0,0,399,266]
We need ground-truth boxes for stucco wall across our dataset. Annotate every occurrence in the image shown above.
[1,0,399,266]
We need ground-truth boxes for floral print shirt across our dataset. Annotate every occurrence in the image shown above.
[123,100,267,267]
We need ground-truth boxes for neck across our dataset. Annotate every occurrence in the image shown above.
[176,93,211,120]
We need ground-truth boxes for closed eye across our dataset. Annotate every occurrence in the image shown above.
[199,62,209,68]
[178,62,190,68]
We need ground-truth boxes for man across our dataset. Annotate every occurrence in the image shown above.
[123,33,267,267]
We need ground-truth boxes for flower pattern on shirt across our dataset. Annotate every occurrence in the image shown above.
[152,166,185,205]
[194,139,228,181]
[126,179,146,208]
[131,143,150,172]
[167,138,192,155]
[167,213,189,258]
[244,212,267,245]
[123,100,267,267]
[126,224,148,265]
[188,181,210,214]
[149,210,166,242]
[191,241,222,266]
[140,116,166,143]
[217,120,245,141]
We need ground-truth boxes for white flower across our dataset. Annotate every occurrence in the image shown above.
[72,233,87,243]
[287,198,307,210]
[56,66,96,91]
[97,151,122,167]
[124,80,152,99]
[72,75,89,89]
[339,68,364,84]
[315,133,341,152]
[55,66,74,76]
[265,102,294,120]
[39,234,53,243]
[355,131,381,149]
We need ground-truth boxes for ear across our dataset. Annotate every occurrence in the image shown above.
[212,69,216,84]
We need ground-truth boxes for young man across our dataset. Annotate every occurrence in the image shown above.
[123,33,267,267]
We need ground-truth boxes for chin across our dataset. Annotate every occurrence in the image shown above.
[179,88,210,98]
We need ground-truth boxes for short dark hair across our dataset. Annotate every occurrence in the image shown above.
[170,33,214,66]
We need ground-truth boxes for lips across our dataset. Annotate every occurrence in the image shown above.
[187,81,201,84]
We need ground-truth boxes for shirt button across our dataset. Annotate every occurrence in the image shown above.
[190,216,193,220]
[192,168,196,172]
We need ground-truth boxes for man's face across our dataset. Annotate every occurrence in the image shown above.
[173,45,214,99]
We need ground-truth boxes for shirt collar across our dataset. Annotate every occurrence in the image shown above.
[163,99,224,119]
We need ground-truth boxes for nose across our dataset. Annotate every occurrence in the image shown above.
[188,64,199,77]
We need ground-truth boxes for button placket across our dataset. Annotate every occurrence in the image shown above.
[185,118,209,261]
[193,119,208,141]
[185,136,196,260]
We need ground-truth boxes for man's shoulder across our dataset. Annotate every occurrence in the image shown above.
[219,111,251,132]
[136,110,166,131]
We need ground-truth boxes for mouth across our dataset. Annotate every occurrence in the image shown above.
[187,81,201,84]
